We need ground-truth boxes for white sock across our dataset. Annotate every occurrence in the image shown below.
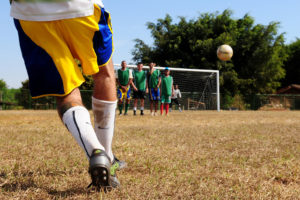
[133,107,137,111]
[92,97,117,162]
[140,107,144,111]
[62,106,104,159]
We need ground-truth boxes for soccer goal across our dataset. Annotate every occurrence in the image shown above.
[114,64,220,111]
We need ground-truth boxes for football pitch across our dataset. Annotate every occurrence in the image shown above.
[1,110,300,199]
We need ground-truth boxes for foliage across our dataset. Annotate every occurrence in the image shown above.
[281,38,300,87]
[16,80,56,109]
[0,79,7,90]
[132,10,288,106]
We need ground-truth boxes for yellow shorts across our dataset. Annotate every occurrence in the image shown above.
[14,4,113,98]
[117,87,131,101]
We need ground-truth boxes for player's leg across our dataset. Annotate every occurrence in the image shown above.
[166,96,171,115]
[140,96,145,115]
[133,98,138,116]
[57,89,112,189]
[124,89,130,115]
[175,98,182,112]
[160,95,164,115]
[117,89,124,115]
[92,60,122,188]
[170,99,173,112]
[154,88,160,115]
[150,101,154,115]
[165,103,170,115]
[160,103,164,115]
[57,88,106,159]
[14,18,107,161]
[149,88,154,115]
[92,59,117,161]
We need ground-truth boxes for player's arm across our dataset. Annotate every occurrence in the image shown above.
[130,72,138,91]
[130,81,138,91]
[127,78,133,88]
[145,73,149,93]
[116,78,123,89]
[157,75,161,89]
[178,89,182,98]
[125,69,134,89]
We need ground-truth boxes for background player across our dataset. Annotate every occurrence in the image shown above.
[116,60,133,116]
[160,67,174,115]
[10,0,123,189]
[170,84,182,112]
[131,62,148,116]
[148,62,161,116]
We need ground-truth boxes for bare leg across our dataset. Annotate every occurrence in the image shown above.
[92,60,116,101]
[56,88,83,119]
[92,60,117,162]
[56,88,104,158]
[141,99,145,108]
[134,98,138,108]
[150,101,153,113]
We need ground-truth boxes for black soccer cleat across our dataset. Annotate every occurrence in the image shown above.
[88,150,111,190]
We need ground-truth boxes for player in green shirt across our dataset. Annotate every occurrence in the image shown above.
[116,61,133,115]
[131,62,148,115]
[147,62,161,116]
[160,67,174,115]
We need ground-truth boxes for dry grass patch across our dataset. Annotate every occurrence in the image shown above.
[0,110,300,199]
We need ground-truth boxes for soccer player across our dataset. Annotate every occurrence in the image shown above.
[10,0,124,190]
[131,62,148,116]
[170,84,182,112]
[160,67,174,115]
[148,62,161,116]
[116,61,133,116]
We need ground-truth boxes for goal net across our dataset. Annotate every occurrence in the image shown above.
[115,64,220,111]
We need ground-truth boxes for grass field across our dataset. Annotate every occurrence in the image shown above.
[0,110,300,199]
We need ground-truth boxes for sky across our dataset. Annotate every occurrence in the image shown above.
[1,0,300,88]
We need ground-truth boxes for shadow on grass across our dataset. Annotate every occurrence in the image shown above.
[1,176,90,198]
[1,179,37,192]
[47,187,90,198]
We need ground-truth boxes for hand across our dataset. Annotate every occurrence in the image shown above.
[121,86,127,92]
[134,87,138,91]
[154,87,158,92]
[146,88,149,94]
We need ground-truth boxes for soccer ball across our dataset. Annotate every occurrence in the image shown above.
[217,44,233,61]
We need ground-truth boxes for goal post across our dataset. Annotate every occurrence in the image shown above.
[115,64,220,111]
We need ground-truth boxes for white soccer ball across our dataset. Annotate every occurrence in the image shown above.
[217,44,233,61]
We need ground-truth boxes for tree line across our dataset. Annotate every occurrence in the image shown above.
[132,10,299,108]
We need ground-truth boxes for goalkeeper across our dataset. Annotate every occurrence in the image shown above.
[170,84,182,112]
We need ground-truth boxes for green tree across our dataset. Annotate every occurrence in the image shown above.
[0,79,7,90]
[281,39,300,87]
[132,10,287,107]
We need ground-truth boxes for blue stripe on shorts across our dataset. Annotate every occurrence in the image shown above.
[93,8,113,66]
[14,19,64,98]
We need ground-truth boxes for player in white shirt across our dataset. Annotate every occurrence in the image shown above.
[10,0,124,190]
[170,84,182,112]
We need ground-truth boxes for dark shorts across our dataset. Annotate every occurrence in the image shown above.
[133,90,146,99]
